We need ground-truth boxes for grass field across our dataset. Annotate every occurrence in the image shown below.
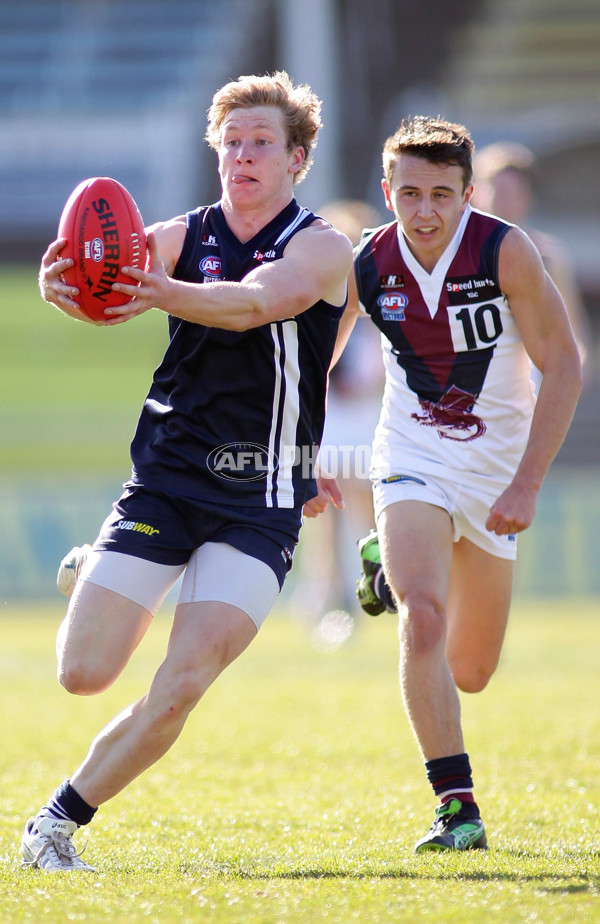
[0,265,167,474]
[2,267,599,920]
[0,599,598,923]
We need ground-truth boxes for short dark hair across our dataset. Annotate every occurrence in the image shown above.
[383,116,475,191]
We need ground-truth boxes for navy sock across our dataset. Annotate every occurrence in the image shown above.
[39,779,98,828]
[425,753,478,811]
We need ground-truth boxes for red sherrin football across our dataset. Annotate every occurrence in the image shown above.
[57,177,147,321]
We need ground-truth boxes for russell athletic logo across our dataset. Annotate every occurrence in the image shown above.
[207,442,278,481]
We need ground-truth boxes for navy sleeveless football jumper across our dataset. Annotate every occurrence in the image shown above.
[129,199,345,509]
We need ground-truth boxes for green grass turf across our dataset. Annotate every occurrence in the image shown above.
[0,266,168,474]
[0,599,598,922]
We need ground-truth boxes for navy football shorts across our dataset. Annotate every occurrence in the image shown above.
[93,482,301,588]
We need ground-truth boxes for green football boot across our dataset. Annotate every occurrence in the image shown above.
[415,798,488,852]
[356,530,385,616]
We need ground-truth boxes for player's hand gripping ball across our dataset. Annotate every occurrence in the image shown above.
[57,177,148,321]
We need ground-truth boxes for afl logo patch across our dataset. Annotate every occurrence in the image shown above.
[378,291,408,321]
[86,237,104,262]
[199,255,221,277]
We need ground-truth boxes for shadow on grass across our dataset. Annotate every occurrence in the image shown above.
[186,852,600,890]
[246,871,598,887]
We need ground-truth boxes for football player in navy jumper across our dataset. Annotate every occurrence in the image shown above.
[309,116,581,852]
[23,71,352,871]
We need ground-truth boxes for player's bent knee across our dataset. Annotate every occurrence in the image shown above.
[398,594,446,656]
[57,658,120,696]
[450,659,497,693]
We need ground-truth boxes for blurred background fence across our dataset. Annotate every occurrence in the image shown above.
[1,0,599,601]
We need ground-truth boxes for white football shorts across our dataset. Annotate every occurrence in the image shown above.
[80,542,280,629]
[372,470,518,560]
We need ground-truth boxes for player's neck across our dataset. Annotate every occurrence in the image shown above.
[221,195,294,244]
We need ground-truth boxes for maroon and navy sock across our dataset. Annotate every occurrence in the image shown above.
[425,752,480,815]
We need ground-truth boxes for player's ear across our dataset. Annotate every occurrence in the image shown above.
[381,178,394,212]
[289,146,305,176]
[462,183,475,209]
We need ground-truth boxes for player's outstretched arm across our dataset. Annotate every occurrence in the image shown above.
[107,221,353,330]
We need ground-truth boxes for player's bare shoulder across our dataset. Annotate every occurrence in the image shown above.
[309,215,353,248]
[301,218,353,305]
[147,215,188,276]
[497,223,548,295]
[295,216,353,274]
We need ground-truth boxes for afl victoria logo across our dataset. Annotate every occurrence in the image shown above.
[207,442,277,481]
[378,291,408,321]
[199,255,221,277]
